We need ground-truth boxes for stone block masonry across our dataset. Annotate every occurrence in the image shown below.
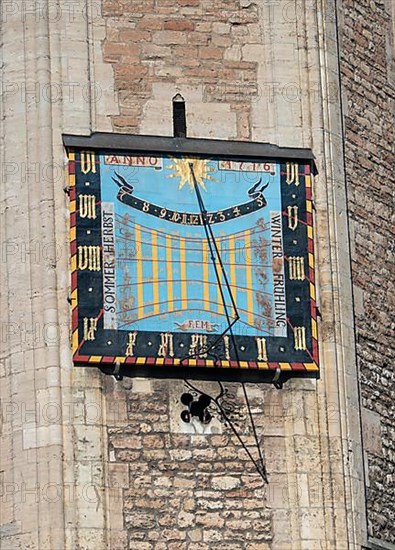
[105,377,273,549]
[341,0,395,543]
[102,0,261,139]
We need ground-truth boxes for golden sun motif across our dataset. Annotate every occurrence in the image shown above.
[167,157,215,192]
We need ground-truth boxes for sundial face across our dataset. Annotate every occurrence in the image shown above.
[68,145,319,378]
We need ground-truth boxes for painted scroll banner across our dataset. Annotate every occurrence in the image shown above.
[112,173,269,226]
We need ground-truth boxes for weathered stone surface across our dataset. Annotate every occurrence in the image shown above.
[341,0,395,542]
[101,0,262,139]
[105,378,272,546]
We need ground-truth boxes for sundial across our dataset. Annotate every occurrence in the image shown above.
[65,134,319,382]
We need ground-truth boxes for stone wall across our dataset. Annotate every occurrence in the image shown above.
[105,377,273,549]
[341,0,395,543]
[102,0,262,140]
